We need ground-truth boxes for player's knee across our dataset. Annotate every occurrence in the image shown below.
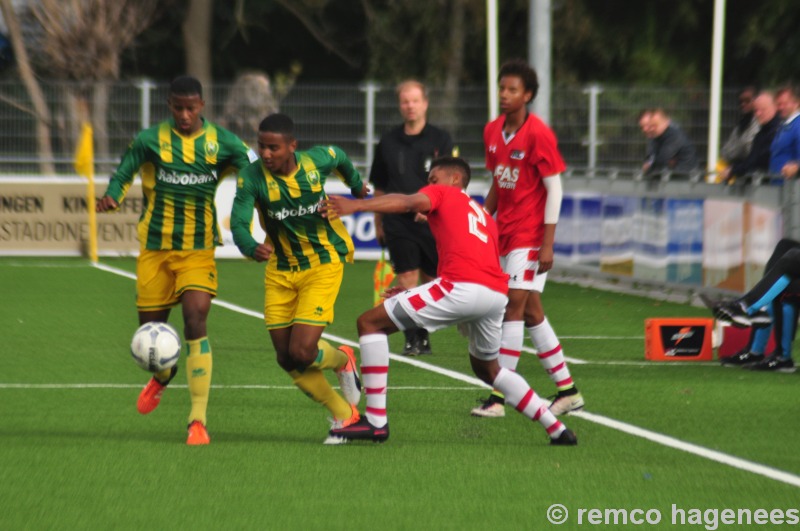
[181,305,210,339]
[523,311,545,327]
[470,356,498,385]
[287,344,317,367]
[357,306,398,336]
[356,312,379,335]
[182,315,207,339]
[276,353,296,373]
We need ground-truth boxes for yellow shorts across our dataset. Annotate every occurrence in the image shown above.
[136,249,217,312]
[264,261,343,329]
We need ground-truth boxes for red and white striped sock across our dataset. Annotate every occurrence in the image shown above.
[359,333,389,428]
[493,368,565,438]
[498,321,524,371]
[528,317,574,390]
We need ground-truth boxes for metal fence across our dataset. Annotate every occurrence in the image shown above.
[0,79,748,177]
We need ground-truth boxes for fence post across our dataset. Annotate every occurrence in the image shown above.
[360,81,380,171]
[137,78,155,130]
[582,84,603,171]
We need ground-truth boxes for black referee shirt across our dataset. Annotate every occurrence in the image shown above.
[369,123,455,195]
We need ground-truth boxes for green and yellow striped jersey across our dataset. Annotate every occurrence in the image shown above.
[104,118,253,251]
[230,145,364,271]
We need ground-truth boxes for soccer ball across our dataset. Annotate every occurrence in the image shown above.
[130,322,181,373]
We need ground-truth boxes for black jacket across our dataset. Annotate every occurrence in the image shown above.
[730,115,782,178]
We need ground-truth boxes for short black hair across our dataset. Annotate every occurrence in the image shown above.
[498,59,539,102]
[430,156,472,187]
[259,113,295,139]
[169,76,203,98]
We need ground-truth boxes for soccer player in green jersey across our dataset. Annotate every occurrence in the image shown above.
[230,113,366,443]
[96,76,254,445]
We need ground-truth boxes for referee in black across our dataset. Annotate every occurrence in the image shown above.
[370,80,457,356]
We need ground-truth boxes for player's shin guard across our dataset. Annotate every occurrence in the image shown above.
[359,333,389,428]
[310,339,348,371]
[489,321,524,400]
[492,368,565,438]
[528,317,575,391]
[290,367,352,421]
[186,337,212,425]
[499,321,524,371]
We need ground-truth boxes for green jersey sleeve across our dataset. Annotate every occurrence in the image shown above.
[230,162,261,258]
[104,133,150,204]
[312,145,363,195]
[217,126,256,175]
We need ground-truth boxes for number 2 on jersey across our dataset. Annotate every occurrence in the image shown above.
[467,200,488,243]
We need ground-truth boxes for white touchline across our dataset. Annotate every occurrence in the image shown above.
[572,411,800,489]
[90,262,800,489]
[0,383,479,391]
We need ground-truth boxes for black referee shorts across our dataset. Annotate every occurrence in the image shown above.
[385,224,438,278]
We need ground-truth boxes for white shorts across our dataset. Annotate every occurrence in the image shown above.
[500,248,547,292]
[383,279,508,360]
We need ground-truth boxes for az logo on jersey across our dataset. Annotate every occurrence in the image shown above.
[205,141,219,157]
[494,164,520,189]
[510,150,525,160]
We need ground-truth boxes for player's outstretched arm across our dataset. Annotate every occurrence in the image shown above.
[323,193,431,217]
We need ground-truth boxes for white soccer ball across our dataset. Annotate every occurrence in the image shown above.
[130,322,181,373]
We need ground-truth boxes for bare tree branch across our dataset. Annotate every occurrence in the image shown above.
[274,0,360,69]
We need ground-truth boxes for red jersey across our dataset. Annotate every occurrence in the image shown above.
[484,113,566,254]
[420,184,509,295]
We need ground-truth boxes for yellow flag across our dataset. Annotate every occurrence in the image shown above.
[74,122,98,262]
[74,122,94,178]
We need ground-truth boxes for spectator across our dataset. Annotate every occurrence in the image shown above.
[769,84,800,179]
[645,108,699,177]
[639,108,656,173]
[720,91,782,183]
[719,86,760,168]
[370,80,456,356]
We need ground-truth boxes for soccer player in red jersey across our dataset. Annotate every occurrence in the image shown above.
[323,157,577,445]
[471,59,584,418]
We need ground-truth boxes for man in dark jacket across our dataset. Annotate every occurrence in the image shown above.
[370,80,456,356]
[722,91,782,183]
[644,108,699,177]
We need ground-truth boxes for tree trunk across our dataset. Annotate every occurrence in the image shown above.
[0,0,56,175]
[183,0,214,117]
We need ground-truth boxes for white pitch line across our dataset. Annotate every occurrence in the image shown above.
[89,261,800,489]
[572,411,800,488]
[0,383,480,391]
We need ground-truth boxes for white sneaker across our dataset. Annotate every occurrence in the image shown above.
[335,346,362,405]
[323,405,360,445]
[470,396,506,417]
[548,391,584,416]
[323,433,349,445]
